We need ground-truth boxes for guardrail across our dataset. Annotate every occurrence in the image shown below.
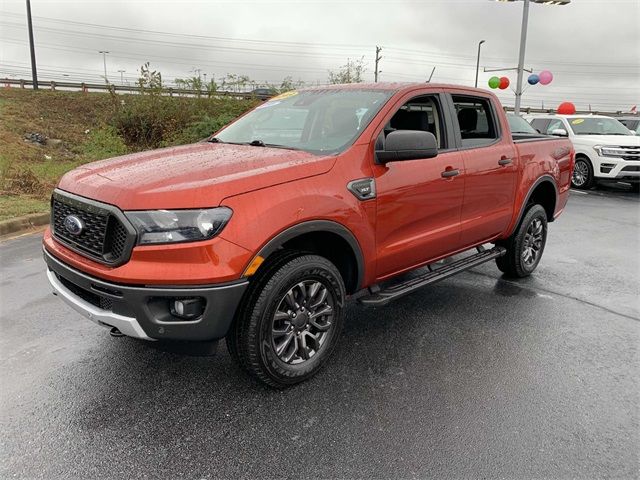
[0,78,267,99]
[2,77,638,117]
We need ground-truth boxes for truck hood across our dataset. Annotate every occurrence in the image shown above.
[571,135,640,147]
[58,142,336,210]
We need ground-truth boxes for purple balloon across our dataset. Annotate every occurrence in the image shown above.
[528,74,540,85]
[539,70,553,86]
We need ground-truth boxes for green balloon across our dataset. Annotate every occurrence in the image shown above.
[488,76,500,89]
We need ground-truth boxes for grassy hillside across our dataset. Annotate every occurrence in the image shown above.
[0,88,257,221]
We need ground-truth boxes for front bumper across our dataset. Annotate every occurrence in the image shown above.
[44,249,248,341]
[594,158,640,182]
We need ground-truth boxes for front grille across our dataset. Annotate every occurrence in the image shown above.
[621,165,640,172]
[53,198,109,257]
[51,190,135,266]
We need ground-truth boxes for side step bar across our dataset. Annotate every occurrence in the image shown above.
[358,246,506,306]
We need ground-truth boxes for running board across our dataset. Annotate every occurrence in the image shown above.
[358,246,506,306]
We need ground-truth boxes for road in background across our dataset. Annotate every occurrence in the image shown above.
[1,188,638,479]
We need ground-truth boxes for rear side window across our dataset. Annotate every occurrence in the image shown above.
[451,96,499,147]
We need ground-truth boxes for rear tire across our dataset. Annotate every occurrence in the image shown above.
[496,204,548,278]
[571,156,595,190]
[227,252,345,388]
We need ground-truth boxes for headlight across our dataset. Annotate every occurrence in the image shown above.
[593,145,625,157]
[125,207,232,245]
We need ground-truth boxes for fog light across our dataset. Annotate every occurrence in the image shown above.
[170,298,205,320]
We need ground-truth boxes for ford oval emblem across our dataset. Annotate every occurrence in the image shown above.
[63,215,84,236]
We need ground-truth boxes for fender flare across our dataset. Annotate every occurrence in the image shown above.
[251,220,365,290]
[509,174,559,236]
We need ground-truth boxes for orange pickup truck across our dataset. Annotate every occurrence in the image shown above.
[44,83,574,387]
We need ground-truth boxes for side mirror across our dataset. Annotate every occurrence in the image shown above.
[376,130,438,164]
[550,128,568,137]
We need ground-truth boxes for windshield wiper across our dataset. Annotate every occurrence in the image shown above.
[208,136,223,143]
[247,140,301,150]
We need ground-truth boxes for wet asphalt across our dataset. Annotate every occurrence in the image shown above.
[1,185,638,479]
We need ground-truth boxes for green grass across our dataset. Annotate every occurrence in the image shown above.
[0,88,257,220]
[0,195,49,221]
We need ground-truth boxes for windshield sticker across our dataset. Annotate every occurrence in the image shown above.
[255,100,281,110]
[571,119,585,125]
[270,90,298,101]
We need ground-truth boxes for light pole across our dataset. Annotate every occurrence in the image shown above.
[494,0,570,114]
[99,51,110,84]
[475,40,485,88]
[26,0,38,90]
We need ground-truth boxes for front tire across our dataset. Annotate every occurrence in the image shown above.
[227,253,345,388]
[572,156,595,190]
[496,204,548,278]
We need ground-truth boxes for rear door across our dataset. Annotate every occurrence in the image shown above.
[448,93,518,247]
[372,91,466,280]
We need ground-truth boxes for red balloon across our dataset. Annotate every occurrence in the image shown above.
[557,102,576,115]
[498,77,510,90]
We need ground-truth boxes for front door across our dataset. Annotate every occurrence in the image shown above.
[372,93,466,280]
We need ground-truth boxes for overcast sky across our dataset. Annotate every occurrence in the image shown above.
[1,0,638,111]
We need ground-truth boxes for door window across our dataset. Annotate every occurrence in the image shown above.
[385,95,447,149]
[545,119,565,134]
[451,96,499,147]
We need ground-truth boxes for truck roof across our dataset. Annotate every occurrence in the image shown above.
[297,82,489,95]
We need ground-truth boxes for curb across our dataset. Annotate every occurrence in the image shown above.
[0,212,50,237]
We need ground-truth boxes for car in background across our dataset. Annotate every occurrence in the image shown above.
[529,115,639,192]
[617,116,640,135]
[250,88,278,100]
[507,113,541,139]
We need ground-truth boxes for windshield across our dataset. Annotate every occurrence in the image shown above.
[567,117,632,136]
[508,114,538,134]
[214,89,394,154]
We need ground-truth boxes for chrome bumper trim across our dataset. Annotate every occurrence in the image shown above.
[46,269,153,340]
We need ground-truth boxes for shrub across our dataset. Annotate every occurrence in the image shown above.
[81,126,128,160]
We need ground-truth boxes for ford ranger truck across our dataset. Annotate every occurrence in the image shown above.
[529,114,639,192]
[44,83,574,387]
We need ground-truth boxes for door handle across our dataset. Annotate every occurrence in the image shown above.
[441,168,460,178]
[498,157,513,166]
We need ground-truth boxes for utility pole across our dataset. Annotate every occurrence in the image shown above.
[99,51,110,84]
[374,46,382,83]
[118,69,125,85]
[514,0,530,115]
[475,40,485,88]
[26,0,38,90]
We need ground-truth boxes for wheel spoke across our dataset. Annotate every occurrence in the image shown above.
[284,290,298,310]
[303,331,321,352]
[274,311,290,322]
[275,331,295,356]
[310,286,328,309]
[281,335,298,363]
[308,282,321,302]
[299,333,311,360]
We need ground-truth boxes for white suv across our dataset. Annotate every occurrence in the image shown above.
[529,115,639,191]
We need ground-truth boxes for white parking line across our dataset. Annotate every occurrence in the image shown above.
[570,190,588,195]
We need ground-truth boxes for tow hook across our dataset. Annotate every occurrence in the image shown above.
[109,327,124,337]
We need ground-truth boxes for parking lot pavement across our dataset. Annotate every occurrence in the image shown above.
[1,189,638,479]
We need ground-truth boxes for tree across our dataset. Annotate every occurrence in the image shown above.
[137,62,162,93]
[328,57,366,84]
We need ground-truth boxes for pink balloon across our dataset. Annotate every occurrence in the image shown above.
[539,70,553,85]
